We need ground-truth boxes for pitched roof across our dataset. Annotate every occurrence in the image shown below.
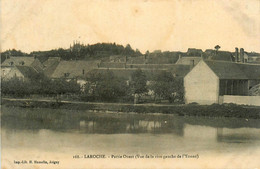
[204,60,260,79]
[31,59,44,72]
[43,57,60,67]
[99,62,126,68]
[205,49,215,53]
[16,66,38,78]
[87,68,169,80]
[87,64,190,80]
[50,60,100,79]
[187,48,203,53]
[187,48,203,56]
[127,56,146,64]
[168,65,191,77]
[210,51,235,61]
[245,52,260,57]
[175,57,202,65]
[237,63,260,79]
[1,57,35,66]
[42,57,61,77]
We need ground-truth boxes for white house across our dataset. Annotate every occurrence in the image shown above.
[184,60,260,105]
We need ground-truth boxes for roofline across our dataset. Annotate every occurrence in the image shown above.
[184,59,219,80]
[205,59,260,66]
[95,68,169,71]
[199,60,219,79]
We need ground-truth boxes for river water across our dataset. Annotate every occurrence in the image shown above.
[1,106,260,169]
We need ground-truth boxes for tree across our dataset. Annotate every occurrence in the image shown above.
[214,45,221,55]
[150,71,184,103]
[130,69,148,95]
[1,77,31,97]
[150,71,175,102]
[84,70,128,101]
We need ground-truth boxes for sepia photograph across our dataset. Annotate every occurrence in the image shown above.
[1,0,260,168]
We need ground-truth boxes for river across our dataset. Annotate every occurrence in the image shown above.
[1,106,260,169]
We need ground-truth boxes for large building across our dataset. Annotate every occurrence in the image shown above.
[184,60,260,105]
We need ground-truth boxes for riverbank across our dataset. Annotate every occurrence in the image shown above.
[1,98,260,119]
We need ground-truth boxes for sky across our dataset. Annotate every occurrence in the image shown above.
[1,0,260,53]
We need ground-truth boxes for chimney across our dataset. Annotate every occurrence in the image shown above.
[240,48,244,63]
[235,48,239,62]
[190,60,195,70]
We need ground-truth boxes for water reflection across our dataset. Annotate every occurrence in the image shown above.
[217,127,260,143]
[2,106,260,143]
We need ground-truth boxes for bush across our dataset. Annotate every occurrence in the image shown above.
[83,70,128,101]
[150,71,184,103]
[1,76,81,97]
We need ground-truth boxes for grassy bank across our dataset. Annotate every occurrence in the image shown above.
[1,99,260,119]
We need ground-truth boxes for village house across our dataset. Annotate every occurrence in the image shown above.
[245,52,260,64]
[50,60,101,87]
[175,55,202,67]
[41,57,61,77]
[184,59,260,106]
[1,66,38,81]
[204,49,235,62]
[186,48,203,56]
[1,56,43,80]
[109,55,127,63]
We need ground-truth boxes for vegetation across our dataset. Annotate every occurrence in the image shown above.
[30,43,142,61]
[146,50,183,64]
[83,70,129,101]
[1,49,29,63]
[1,76,81,97]
[214,45,221,55]
[130,69,148,95]
[150,71,184,103]
[2,99,260,119]
[1,43,142,63]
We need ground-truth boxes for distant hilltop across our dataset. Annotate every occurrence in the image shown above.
[1,42,260,64]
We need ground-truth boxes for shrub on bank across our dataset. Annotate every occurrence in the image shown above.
[1,77,81,97]
[118,103,260,119]
[2,99,260,119]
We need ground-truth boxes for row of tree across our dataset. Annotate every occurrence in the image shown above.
[1,69,184,103]
[1,43,142,63]
[1,74,80,97]
[83,69,184,103]
[31,43,143,61]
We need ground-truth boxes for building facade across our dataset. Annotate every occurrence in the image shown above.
[184,60,260,105]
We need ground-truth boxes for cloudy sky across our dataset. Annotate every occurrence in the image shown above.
[1,0,260,53]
